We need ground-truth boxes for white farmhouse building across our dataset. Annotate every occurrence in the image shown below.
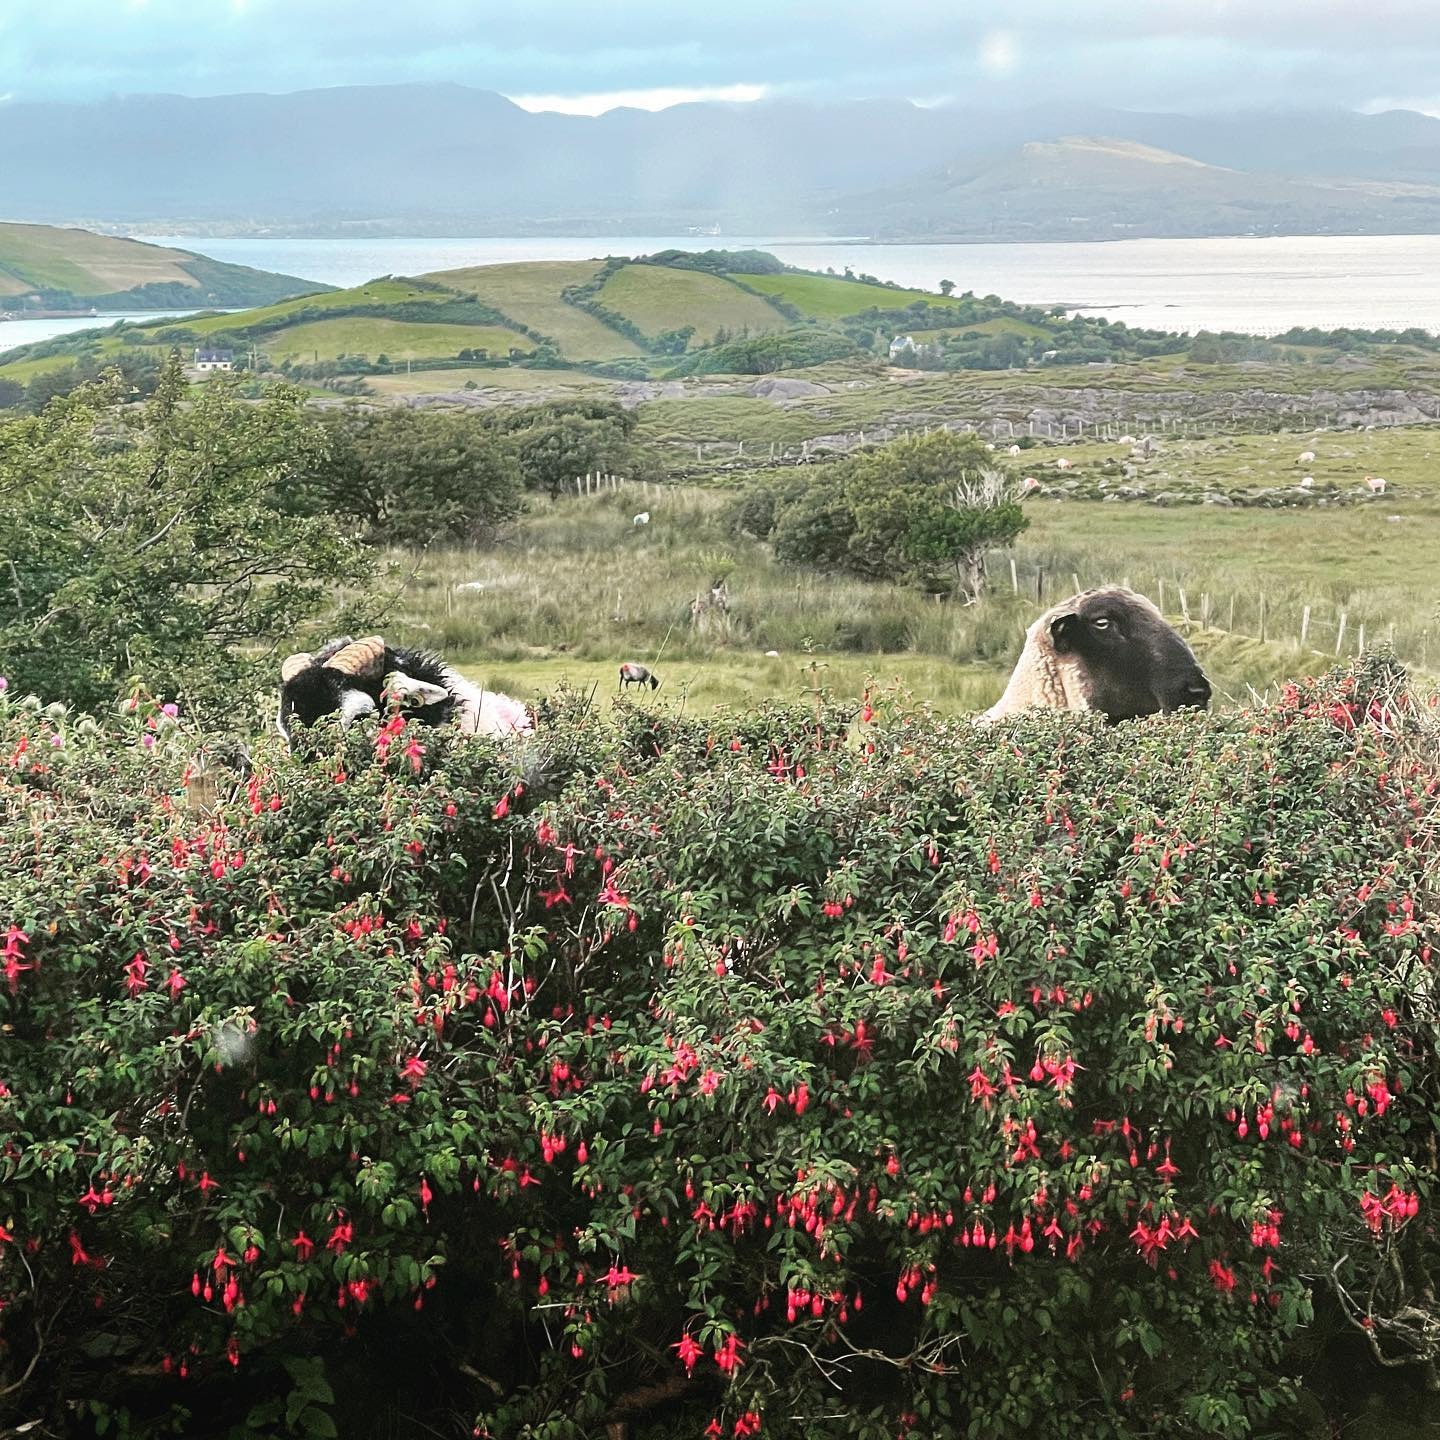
[193,348,234,372]
[888,335,918,361]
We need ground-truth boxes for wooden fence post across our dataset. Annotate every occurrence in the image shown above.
[1259,593,1267,643]
[1010,557,1019,595]
[1158,577,1166,614]
[1300,605,1310,649]
[1335,611,1347,655]
[1035,568,1045,603]
[1357,622,1366,655]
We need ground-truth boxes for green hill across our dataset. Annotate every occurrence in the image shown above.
[2,251,960,383]
[0,222,328,312]
[0,248,1264,397]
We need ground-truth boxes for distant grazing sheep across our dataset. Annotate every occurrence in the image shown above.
[618,662,661,692]
[1055,457,1073,470]
[1007,444,1022,456]
[1021,476,1041,494]
[277,636,532,746]
[633,512,651,526]
[1366,475,1387,494]
[1296,450,1316,465]
[1299,476,1314,489]
[1118,434,1136,445]
[979,587,1211,725]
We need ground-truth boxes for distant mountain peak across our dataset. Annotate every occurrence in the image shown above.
[1025,136,1228,171]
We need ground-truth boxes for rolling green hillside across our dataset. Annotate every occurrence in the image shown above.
[736,270,968,318]
[0,221,326,310]
[10,249,1410,405]
[421,260,644,361]
[596,263,788,347]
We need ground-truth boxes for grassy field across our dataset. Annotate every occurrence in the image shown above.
[0,222,198,295]
[597,264,787,347]
[735,270,962,318]
[263,317,530,364]
[376,483,1425,727]
[365,366,607,399]
[421,260,643,360]
[173,279,445,336]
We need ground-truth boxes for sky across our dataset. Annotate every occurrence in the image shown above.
[3,0,1440,116]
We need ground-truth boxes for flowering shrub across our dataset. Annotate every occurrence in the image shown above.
[0,660,1436,1438]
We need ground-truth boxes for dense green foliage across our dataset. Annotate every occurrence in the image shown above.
[666,328,864,377]
[734,432,1029,595]
[0,359,368,713]
[0,658,1436,1438]
[287,407,526,548]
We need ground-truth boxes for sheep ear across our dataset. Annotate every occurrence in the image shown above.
[386,670,450,707]
[337,688,378,727]
[1050,613,1082,654]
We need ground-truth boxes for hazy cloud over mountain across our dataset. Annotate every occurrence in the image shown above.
[6,0,1440,115]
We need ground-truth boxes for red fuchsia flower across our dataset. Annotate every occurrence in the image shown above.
[1208,1258,1237,1294]
[713,1333,745,1375]
[493,793,510,819]
[165,969,186,999]
[123,952,149,997]
[292,1231,316,1260]
[419,1177,433,1215]
[3,925,31,994]
[734,1413,762,1437]
[326,1220,353,1253]
[604,1263,637,1291]
[970,933,998,968]
[400,1055,428,1088]
[674,1333,704,1374]
[968,1066,996,1107]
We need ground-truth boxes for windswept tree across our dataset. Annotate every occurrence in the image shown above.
[754,431,1028,598]
[0,354,370,713]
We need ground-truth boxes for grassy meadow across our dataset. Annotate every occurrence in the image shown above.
[376,477,1436,724]
[597,263,786,345]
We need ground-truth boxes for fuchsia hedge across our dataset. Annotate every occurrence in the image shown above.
[0,659,1437,1439]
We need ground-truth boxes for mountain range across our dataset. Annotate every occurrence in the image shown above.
[7,84,1440,241]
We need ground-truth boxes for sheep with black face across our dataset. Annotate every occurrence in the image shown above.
[277,636,532,746]
[979,587,1211,724]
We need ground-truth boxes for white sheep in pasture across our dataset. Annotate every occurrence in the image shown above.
[1118,434,1137,445]
[634,512,651,526]
[1296,450,1316,465]
[1055,457,1073,470]
[1007,444,1022,456]
[1020,476,1041,494]
[1299,476,1314,489]
[979,587,1212,725]
[1366,475,1387,494]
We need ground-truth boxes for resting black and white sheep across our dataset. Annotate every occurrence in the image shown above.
[618,662,661,692]
[277,636,533,745]
[979,587,1211,724]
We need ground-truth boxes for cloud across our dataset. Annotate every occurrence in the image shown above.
[6,1,1440,114]
[508,82,768,115]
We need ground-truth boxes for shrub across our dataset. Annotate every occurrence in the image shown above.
[0,659,1437,1438]
[0,358,370,715]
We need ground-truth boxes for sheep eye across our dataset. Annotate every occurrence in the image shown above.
[1091,617,1111,630]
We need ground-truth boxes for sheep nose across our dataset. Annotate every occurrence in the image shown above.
[1183,674,1212,708]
